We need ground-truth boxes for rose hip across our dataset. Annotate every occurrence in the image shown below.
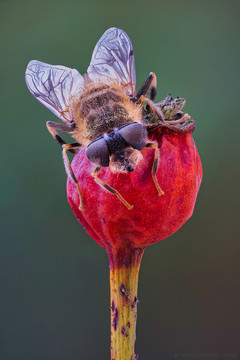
[67,124,202,360]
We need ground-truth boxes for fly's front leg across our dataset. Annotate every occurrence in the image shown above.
[62,143,84,211]
[92,167,134,210]
[145,143,164,196]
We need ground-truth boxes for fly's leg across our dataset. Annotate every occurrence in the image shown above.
[46,122,84,210]
[132,73,164,121]
[62,143,84,211]
[92,167,134,210]
[145,143,164,196]
[139,95,165,122]
[136,72,157,101]
[46,121,76,154]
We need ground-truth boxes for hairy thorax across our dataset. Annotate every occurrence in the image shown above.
[70,81,142,146]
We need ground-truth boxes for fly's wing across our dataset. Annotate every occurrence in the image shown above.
[87,28,136,97]
[25,60,84,123]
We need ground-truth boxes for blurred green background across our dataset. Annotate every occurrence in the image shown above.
[1,0,239,359]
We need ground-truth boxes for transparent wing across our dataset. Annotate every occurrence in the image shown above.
[25,60,84,123]
[87,27,136,96]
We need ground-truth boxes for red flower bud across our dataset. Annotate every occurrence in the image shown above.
[67,125,202,257]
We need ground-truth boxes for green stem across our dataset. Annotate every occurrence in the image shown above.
[108,247,144,360]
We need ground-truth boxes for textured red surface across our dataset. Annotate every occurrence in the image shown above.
[67,127,202,253]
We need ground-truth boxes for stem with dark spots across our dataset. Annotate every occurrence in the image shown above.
[108,247,144,360]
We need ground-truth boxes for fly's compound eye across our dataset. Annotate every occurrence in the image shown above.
[87,137,110,167]
[118,122,148,150]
